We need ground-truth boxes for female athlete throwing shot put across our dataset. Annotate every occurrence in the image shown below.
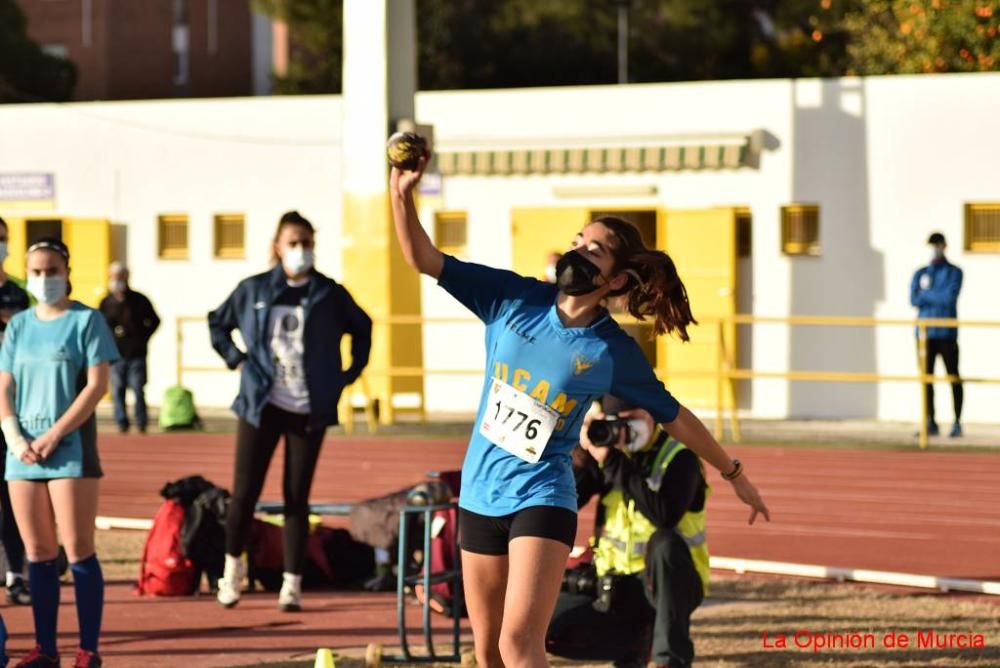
[389,146,768,668]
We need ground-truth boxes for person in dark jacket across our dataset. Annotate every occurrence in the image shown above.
[547,397,709,668]
[910,232,964,437]
[99,262,161,434]
[208,210,372,612]
[0,216,31,606]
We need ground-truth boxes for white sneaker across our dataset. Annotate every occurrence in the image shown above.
[278,572,302,612]
[217,555,245,608]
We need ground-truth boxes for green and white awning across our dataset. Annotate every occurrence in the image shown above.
[435,133,756,176]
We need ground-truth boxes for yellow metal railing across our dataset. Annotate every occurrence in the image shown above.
[715,315,1000,449]
[175,314,1000,446]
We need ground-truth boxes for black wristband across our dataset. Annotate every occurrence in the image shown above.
[722,458,743,481]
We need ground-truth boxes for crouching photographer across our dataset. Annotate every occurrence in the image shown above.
[546,397,710,668]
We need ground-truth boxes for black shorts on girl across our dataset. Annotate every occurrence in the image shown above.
[459,506,577,555]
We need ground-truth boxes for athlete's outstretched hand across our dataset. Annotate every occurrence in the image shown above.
[390,152,430,198]
[731,474,770,525]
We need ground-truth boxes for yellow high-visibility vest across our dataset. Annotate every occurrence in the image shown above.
[592,436,710,595]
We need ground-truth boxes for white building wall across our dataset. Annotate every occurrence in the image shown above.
[417,75,1000,423]
[0,74,997,423]
[863,74,1000,423]
[0,96,344,411]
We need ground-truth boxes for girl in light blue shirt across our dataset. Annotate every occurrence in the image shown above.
[0,238,119,668]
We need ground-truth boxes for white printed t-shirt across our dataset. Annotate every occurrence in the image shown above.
[267,279,311,414]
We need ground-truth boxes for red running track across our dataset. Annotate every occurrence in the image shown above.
[96,433,1000,580]
[0,432,987,666]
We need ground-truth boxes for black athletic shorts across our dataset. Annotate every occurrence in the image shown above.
[459,506,577,555]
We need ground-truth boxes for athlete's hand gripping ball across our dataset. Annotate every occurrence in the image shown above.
[387,132,431,197]
[386,131,429,171]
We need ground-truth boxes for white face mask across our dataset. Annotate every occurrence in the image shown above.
[282,247,314,275]
[624,418,654,453]
[109,279,126,293]
[0,242,8,264]
[931,246,945,262]
[27,276,67,305]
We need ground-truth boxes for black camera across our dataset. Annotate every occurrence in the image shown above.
[562,564,597,596]
[586,415,632,448]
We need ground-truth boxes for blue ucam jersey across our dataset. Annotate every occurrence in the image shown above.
[910,260,962,340]
[438,255,680,516]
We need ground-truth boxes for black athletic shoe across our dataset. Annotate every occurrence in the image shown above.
[5,578,30,605]
[14,646,59,667]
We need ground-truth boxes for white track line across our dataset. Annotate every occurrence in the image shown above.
[95,516,153,531]
[711,556,1000,596]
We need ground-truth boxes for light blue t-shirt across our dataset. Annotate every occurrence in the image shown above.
[0,302,120,480]
[438,256,680,516]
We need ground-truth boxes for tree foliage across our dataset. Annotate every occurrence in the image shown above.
[251,0,1000,95]
[0,0,76,102]
[843,0,1000,74]
[254,0,343,94]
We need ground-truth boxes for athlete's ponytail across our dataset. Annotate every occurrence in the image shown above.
[595,216,698,341]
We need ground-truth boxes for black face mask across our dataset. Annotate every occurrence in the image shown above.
[555,251,603,296]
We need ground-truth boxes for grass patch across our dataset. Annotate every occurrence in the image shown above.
[96,528,147,581]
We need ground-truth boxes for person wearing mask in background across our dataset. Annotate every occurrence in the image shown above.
[0,218,31,607]
[0,238,120,668]
[99,263,160,435]
[208,211,372,612]
[547,398,709,668]
[910,232,964,438]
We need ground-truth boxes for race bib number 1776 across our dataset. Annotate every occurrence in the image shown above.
[478,377,560,464]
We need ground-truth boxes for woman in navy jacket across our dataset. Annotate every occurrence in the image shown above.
[208,211,371,611]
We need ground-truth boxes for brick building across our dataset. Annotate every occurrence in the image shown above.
[18,0,263,101]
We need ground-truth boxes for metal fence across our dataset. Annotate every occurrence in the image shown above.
[175,314,1000,448]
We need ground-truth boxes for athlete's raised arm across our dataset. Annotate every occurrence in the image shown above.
[390,155,444,279]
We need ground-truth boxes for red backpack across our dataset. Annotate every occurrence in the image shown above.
[135,499,197,596]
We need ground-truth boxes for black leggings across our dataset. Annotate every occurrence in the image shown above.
[924,339,963,423]
[0,436,25,575]
[225,404,325,575]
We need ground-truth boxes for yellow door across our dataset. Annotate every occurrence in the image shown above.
[657,208,737,409]
[1,217,27,281]
[511,207,590,279]
[63,218,111,308]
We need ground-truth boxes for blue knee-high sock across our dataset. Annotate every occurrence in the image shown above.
[70,554,104,653]
[27,559,60,657]
[0,612,8,667]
